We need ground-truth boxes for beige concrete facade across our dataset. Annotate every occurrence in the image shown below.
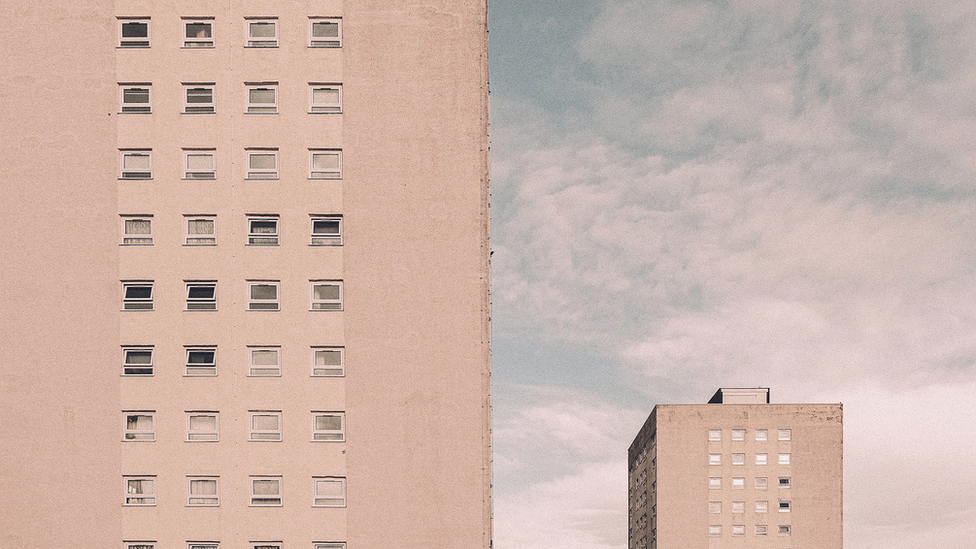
[0,1,490,548]
[629,390,842,549]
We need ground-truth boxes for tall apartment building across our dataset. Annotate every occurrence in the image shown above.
[0,1,491,548]
[628,388,842,549]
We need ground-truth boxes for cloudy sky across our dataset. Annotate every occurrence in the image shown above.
[486,1,976,547]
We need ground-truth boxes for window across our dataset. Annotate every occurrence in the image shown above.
[122,281,153,310]
[731,477,744,489]
[756,500,768,513]
[309,83,342,113]
[313,477,346,507]
[246,83,277,114]
[184,149,216,179]
[779,500,791,512]
[313,544,346,549]
[707,525,721,537]
[121,216,153,245]
[708,501,721,514]
[185,281,217,310]
[246,18,278,47]
[310,216,342,245]
[248,281,280,311]
[122,346,153,375]
[309,149,341,179]
[123,411,155,441]
[187,477,219,506]
[311,347,344,377]
[755,429,768,441]
[778,453,791,465]
[189,543,219,549]
[247,216,279,245]
[186,412,219,442]
[248,347,281,376]
[778,525,791,536]
[731,428,745,441]
[249,411,282,441]
[708,454,721,466]
[184,19,214,47]
[732,453,744,465]
[185,215,216,245]
[309,18,341,47]
[731,525,745,537]
[310,281,343,311]
[755,477,768,490]
[185,347,217,376]
[778,476,791,488]
[251,544,282,549]
[312,412,345,442]
[755,525,768,536]
[184,84,215,114]
[119,18,150,47]
[778,429,792,441]
[124,476,156,506]
[708,477,721,490]
[124,543,155,549]
[250,476,282,506]
[120,149,151,179]
[730,500,744,514]
[120,84,151,113]
[246,149,278,179]
[707,429,721,441]
[756,453,768,465]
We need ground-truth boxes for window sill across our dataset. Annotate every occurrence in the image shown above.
[310,439,345,443]
[244,112,279,115]
[310,375,345,378]
[120,308,154,312]
[307,45,341,49]
[182,46,215,49]
[246,244,280,247]
[119,178,153,181]
[309,177,343,181]
[184,243,218,247]
[309,309,344,312]
[309,243,343,246]
[121,439,155,443]
[118,112,152,115]
[120,243,154,246]
[117,46,151,49]
[308,111,342,114]
[182,177,216,181]
[245,177,280,181]
[246,309,280,312]
[121,374,154,377]
[245,45,279,49]
[182,111,216,115]
[185,440,219,443]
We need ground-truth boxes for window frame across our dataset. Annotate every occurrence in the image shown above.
[708,453,721,466]
[731,452,745,465]
[707,477,721,490]
[122,410,155,442]
[731,476,745,489]
[185,346,217,376]
[123,475,156,506]
[124,542,156,549]
[755,524,768,536]
[311,346,344,377]
[309,17,341,47]
[756,500,768,513]
[778,453,791,465]
[311,412,345,442]
[778,476,791,488]
[310,215,342,246]
[248,346,281,376]
[122,346,154,376]
[756,453,768,466]
[730,500,745,514]
[249,411,282,441]
[778,525,791,536]
[121,215,153,245]
[778,429,792,441]
[309,83,342,114]
[310,280,343,311]
[185,280,217,311]
[313,543,347,549]
[246,149,279,179]
[120,149,152,180]
[188,543,220,549]
[250,543,283,549]
[185,215,217,246]
[119,83,151,114]
[183,149,216,179]
[183,83,216,114]
[308,149,342,179]
[731,428,745,441]
[247,215,280,246]
[755,429,768,441]
[755,476,768,490]
[118,17,150,48]
[186,411,219,442]
[312,476,347,507]
[122,280,154,311]
[707,525,721,537]
[245,83,278,114]
[779,500,791,512]
[707,501,721,514]
[183,18,215,48]
[249,476,283,507]
[245,17,278,48]
[187,476,220,507]
[247,281,280,311]
[707,429,721,442]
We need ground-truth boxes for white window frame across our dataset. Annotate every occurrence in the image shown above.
[756,453,768,466]
[755,429,768,441]
[183,149,216,179]
[730,500,745,514]
[247,215,279,245]
[124,542,156,549]
[120,149,152,179]
[185,215,216,245]
[184,83,216,114]
[756,500,768,513]
[119,18,150,48]
[309,83,342,113]
[123,476,156,506]
[187,476,220,507]
[708,501,721,514]
[250,543,283,549]
[707,477,721,490]
[731,477,744,489]
[122,280,154,311]
[248,347,281,376]
[121,215,153,245]
[778,525,791,536]
[778,429,792,441]
[779,500,791,512]
[247,281,280,311]
[188,543,220,549]
[313,543,347,549]
[123,411,155,442]
[186,411,219,442]
[120,83,151,114]
[707,525,721,537]
[122,346,154,376]
[245,18,278,47]
[731,428,745,441]
[183,18,214,48]
[249,411,282,441]
[755,525,768,536]
[310,215,342,246]
[246,83,278,114]
[778,476,791,488]
[707,429,721,442]
[309,17,341,47]
[312,476,347,507]
[249,476,282,506]
[312,412,345,442]
[731,524,745,537]
[185,346,217,376]
[732,453,745,465]
[185,280,217,311]
[755,476,768,490]
[246,149,278,179]
[311,347,344,377]
[778,453,791,465]
[309,149,342,179]
[708,453,721,466]
[310,280,343,311]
